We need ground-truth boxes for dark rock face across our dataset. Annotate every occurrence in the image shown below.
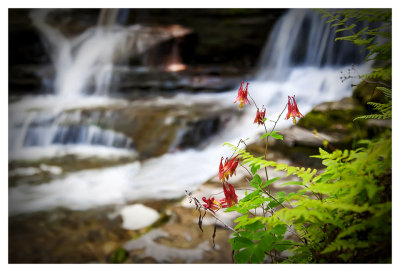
[9,9,51,66]
[177,117,222,149]
[9,9,51,94]
[123,9,285,67]
[9,8,285,96]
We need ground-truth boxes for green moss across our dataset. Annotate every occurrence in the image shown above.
[146,212,171,230]
[352,80,387,105]
[110,248,129,263]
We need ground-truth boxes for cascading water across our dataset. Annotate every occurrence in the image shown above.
[10,9,188,161]
[31,9,140,97]
[9,9,139,162]
[9,9,370,215]
[256,9,369,80]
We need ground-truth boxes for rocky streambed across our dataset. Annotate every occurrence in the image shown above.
[8,149,301,264]
[9,91,387,263]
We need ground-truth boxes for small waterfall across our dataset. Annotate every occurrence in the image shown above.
[257,9,368,80]
[97,9,119,26]
[9,108,135,161]
[30,9,142,97]
[10,9,193,160]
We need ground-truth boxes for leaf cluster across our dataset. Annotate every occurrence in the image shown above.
[224,131,391,263]
[318,9,391,65]
[354,87,392,120]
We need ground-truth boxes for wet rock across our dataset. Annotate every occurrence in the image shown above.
[246,95,390,168]
[8,206,132,263]
[123,229,211,263]
[366,119,391,129]
[115,66,242,94]
[177,117,221,149]
[312,96,362,112]
[298,97,366,135]
[9,167,41,177]
[75,100,239,159]
[119,204,160,230]
[352,80,389,105]
[8,155,135,188]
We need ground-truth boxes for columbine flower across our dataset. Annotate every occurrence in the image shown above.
[234,81,250,109]
[202,196,227,212]
[218,155,239,182]
[254,106,266,125]
[285,95,304,124]
[222,182,238,207]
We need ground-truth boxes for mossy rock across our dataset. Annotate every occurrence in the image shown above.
[110,248,129,263]
[297,97,369,147]
[352,80,388,105]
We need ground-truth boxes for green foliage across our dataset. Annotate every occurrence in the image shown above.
[319,9,393,126]
[261,131,283,140]
[225,132,391,263]
[318,9,391,63]
[354,87,392,120]
[110,248,128,263]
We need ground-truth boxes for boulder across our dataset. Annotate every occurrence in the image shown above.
[119,204,160,230]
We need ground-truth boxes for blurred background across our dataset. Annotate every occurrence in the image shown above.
[9,8,373,263]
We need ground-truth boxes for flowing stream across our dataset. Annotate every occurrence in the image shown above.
[9,9,369,215]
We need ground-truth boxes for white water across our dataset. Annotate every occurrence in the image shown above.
[9,9,370,215]
[257,9,368,80]
[30,10,175,97]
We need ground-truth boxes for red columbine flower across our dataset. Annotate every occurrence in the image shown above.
[285,95,304,124]
[202,196,227,212]
[218,155,239,182]
[254,106,266,125]
[222,182,238,207]
[202,182,238,212]
[234,81,250,109]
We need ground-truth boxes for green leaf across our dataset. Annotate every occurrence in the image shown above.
[258,232,275,251]
[262,131,284,140]
[276,191,286,198]
[251,164,260,175]
[274,240,293,252]
[240,189,261,202]
[270,131,284,140]
[268,200,281,209]
[234,248,253,263]
[245,221,265,232]
[251,245,266,263]
[260,133,270,140]
[263,177,280,188]
[335,23,356,33]
[280,180,304,186]
[271,224,287,236]
[250,174,262,188]
[231,237,254,250]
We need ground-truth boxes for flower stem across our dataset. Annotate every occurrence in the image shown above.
[184,190,239,234]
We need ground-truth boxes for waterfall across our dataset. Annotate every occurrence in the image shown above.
[30,9,142,97]
[10,9,191,159]
[256,9,368,80]
[8,9,141,160]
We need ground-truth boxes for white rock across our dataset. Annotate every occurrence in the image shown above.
[39,164,63,175]
[119,204,159,230]
[9,167,41,176]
